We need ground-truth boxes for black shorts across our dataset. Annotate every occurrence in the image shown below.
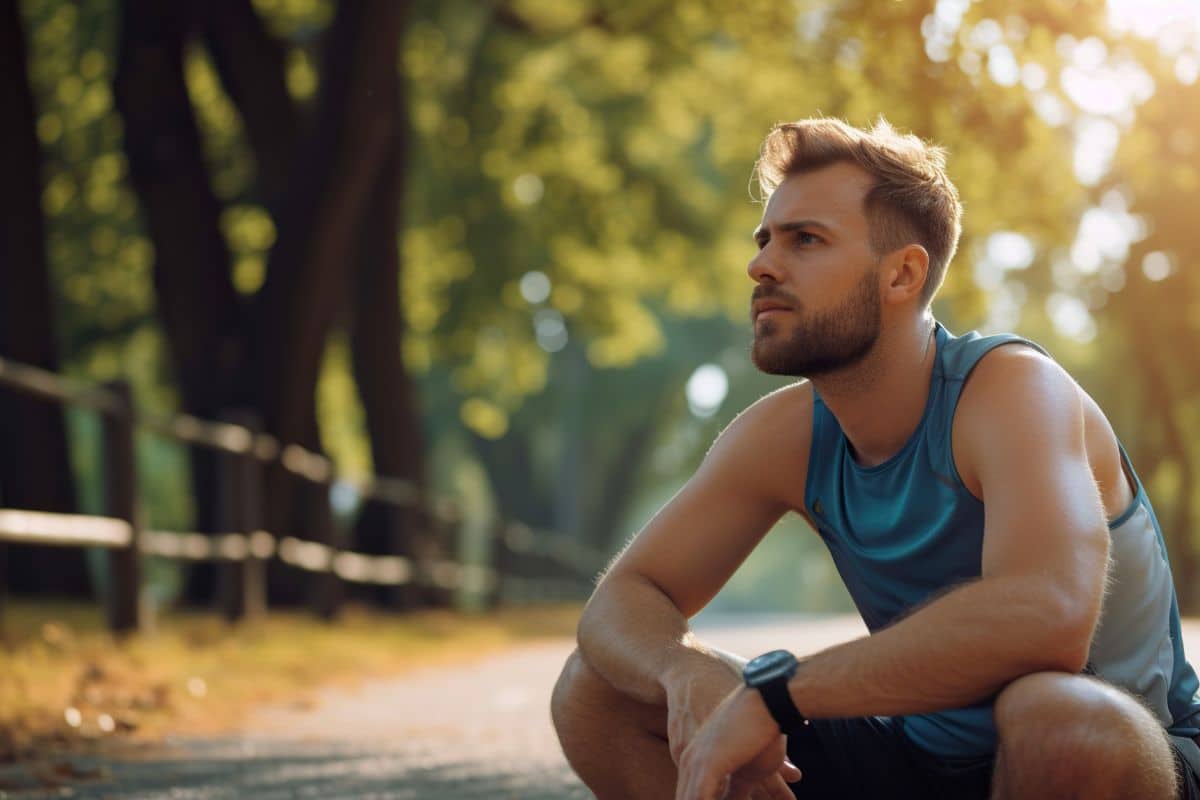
[1173,734,1200,800]
[785,716,1200,799]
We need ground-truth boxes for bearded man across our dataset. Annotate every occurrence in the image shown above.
[550,116,1200,800]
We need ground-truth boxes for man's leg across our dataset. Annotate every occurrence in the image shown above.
[991,672,1179,800]
[551,648,679,799]
[551,643,753,798]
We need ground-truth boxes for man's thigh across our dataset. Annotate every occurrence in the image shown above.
[785,716,993,800]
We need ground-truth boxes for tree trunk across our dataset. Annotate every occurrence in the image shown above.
[349,122,430,608]
[113,0,248,605]
[252,0,406,608]
[190,0,327,606]
[581,388,676,555]
[552,342,589,541]
[114,0,423,611]
[254,0,402,443]
[471,432,551,530]
[0,0,89,596]
[197,0,298,215]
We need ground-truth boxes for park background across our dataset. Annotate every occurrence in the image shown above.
[3,0,1200,768]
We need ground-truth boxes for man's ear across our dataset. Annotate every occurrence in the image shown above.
[882,244,930,305]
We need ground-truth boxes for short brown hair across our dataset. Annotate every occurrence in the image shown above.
[754,116,963,307]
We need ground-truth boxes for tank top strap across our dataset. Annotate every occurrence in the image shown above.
[935,322,1050,383]
[808,387,844,522]
[924,322,1053,484]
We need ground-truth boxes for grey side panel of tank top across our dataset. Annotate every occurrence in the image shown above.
[1088,500,1176,726]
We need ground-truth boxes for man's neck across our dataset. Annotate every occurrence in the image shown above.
[810,316,938,469]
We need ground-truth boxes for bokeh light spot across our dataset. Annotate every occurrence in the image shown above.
[513,173,545,205]
[1142,251,1173,281]
[686,364,729,419]
[519,270,552,304]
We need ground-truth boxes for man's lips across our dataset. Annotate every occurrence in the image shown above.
[753,302,792,320]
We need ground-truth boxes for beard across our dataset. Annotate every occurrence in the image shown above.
[751,267,882,377]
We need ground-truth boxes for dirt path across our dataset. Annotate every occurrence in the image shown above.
[3,614,1196,798]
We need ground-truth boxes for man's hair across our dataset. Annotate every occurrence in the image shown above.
[753,116,963,308]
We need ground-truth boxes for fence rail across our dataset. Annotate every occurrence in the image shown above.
[0,354,607,632]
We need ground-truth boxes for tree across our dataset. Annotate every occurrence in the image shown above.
[0,0,88,595]
[14,0,1200,614]
[1090,34,1200,609]
[108,0,428,609]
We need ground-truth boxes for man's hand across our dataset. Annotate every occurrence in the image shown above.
[665,661,801,800]
[674,685,801,800]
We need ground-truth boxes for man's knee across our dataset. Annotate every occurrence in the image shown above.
[551,649,666,743]
[552,649,631,739]
[550,649,594,736]
[999,672,1119,726]
[996,672,1156,739]
[994,671,1176,796]
[552,649,679,798]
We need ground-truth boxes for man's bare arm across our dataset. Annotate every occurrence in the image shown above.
[782,349,1109,717]
[575,385,809,705]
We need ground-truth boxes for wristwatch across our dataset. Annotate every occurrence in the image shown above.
[743,649,809,733]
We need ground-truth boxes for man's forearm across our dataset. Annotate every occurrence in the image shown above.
[787,575,1095,718]
[577,574,734,706]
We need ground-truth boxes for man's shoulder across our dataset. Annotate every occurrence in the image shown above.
[706,381,814,509]
[723,380,815,445]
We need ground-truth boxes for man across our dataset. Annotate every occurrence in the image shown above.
[550,117,1200,799]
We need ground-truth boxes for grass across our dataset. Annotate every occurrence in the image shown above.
[0,598,582,764]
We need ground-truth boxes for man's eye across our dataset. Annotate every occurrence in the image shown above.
[796,232,820,246]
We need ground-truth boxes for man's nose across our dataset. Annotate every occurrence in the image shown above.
[747,245,784,284]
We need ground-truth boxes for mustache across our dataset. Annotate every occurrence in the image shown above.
[751,285,800,307]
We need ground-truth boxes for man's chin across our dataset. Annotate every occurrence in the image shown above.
[751,343,803,376]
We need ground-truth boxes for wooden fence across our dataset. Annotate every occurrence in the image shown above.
[0,355,606,632]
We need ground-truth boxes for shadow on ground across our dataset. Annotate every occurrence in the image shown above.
[0,738,590,799]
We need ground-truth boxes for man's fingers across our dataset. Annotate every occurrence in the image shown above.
[681,766,793,800]
[766,774,797,800]
[778,758,803,783]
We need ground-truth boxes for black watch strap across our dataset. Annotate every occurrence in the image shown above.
[744,650,810,733]
[756,675,809,733]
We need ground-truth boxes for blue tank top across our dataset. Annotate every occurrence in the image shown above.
[804,321,1200,757]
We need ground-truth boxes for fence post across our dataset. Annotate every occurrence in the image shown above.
[485,519,509,609]
[102,380,140,634]
[395,500,434,611]
[217,410,266,622]
[425,502,458,609]
[0,542,7,642]
[310,476,343,621]
[385,501,417,611]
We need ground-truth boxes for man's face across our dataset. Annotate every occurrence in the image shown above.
[748,161,883,378]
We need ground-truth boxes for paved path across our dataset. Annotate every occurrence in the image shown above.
[2,614,1197,798]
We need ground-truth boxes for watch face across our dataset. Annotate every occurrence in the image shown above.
[744,649,797,685]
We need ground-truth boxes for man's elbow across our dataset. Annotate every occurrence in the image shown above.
[1051,629,1092,674]
[575,578,610,653]
[1046,532,1109,674]
[1043,592,1103,674]
[575,570,642,650]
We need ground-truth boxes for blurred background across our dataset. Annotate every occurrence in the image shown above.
[2,0,1200,625]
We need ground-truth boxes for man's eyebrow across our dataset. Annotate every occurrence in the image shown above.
[753,219,837,242]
